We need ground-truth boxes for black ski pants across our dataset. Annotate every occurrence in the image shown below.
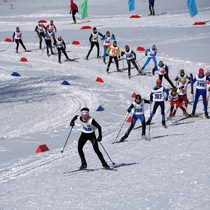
[159,74,175,88]
[87,41,100,58]
[127,59,139,75]
[57,47,69,62]
[78,132,106,165]
[72,10,77,23]
[37,32,45,49]
[15,39,26,50]
[107,56,119,69]
[149,2,155,15]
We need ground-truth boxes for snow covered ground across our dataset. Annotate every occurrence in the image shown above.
[0,0,210,209]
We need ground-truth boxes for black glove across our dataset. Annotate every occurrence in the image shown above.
[145,53,147,56]
[191,90,194,94]
[70,121,75,127]
[97,136,102,142]
[69,11,71,14]
[127,108,131,113]
[118,56,120,59]
[165,97,168,101]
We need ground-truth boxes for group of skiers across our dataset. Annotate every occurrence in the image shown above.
[11,16,210,170]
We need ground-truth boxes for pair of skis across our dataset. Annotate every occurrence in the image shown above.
[64,167,116,174]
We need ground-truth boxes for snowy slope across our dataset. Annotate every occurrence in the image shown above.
[0,0,210,209]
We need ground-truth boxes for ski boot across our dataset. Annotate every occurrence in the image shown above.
[162,120,167,128]
[205,112,210,119]
[146,117,152,125]
[102,162,110,170]
[79,162,87,170]
[119,133,128,142]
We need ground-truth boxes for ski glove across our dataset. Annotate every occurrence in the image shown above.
[97,136,102,142]
[127,108,131,113]
[191,90,194,94]
[70,121,75,127]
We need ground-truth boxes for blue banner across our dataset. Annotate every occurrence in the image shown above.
[128,0,135,12]
[187,0,198,17]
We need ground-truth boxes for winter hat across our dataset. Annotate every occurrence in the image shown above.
[158,60,164,66]
[135,94,141,100]
[152,44,156,49]
[156,79,162,86]
[198,68,204,75]
[125,45,129,50]
[171,87,177,93]
[180,69,185,74]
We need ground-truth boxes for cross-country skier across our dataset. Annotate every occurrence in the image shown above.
[174,69,192,85]
[205,70,210,106]
[69,0,78,24]
[146,79,169,127]
[177,77,190,109]
[44,28,56,56]
[46,20,57,33]
[120,94,150,141]
[86,27,104,60]
[12,27,29,53]
[70,107,110,170]
[156,60,175,88]
[35,22,46,49]
[148,0,155,16]
[100,31,115,64]
[121,45,141,78]
[141,44,157,72]
[54,36,70,63]
[190,68,210,118]
[168,87,188,118]
[106,41,121,73]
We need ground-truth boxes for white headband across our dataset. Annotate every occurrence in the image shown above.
[81,110,89,115]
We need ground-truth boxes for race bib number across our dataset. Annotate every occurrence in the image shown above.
[154,93,162,99]
[197,81,205,87]
[135,108,142,113]
[111,49,117,54]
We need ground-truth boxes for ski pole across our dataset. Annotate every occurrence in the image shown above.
[135,60,142,69]
[137,55,146,63]
[61,126,73,153]
[99,142,115,165]
[114,113,129,143]
[122,56,125,70]
[53,46,57,62]
[41,41,46,56]
[5,42,13,51]
[148,102,152,139]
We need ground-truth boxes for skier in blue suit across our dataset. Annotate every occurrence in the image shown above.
[146,79,169,127]
[100,31,115,63]
[190,68,210,118]
[141,44,157,72]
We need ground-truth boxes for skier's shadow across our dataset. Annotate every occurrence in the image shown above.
[112,162,137,169]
